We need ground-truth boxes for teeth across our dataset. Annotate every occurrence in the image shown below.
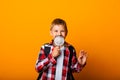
[54,36,64,46]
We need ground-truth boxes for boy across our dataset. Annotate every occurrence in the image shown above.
[35,18,87,80]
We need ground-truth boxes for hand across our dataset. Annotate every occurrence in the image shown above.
[78,50,87,66]
[52,46,60,58]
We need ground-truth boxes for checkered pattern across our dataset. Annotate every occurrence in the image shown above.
[35,41,84,80]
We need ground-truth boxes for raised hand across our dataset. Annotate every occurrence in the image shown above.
[78,50,87,66]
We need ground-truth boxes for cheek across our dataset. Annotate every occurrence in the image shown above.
[51,32,57,37]
[62,32,66,37]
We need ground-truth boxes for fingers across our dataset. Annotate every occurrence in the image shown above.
[55,46,60,51]
[52,46,61,58]
[79,50,87,58]
[80,50,87,55]
[80,50,87,54]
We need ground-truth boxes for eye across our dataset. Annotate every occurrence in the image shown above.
[61,30,65,32]
[54,30,58,32]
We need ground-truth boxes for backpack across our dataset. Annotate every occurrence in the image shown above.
[37,44,75,80]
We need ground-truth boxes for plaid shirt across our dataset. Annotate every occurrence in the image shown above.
[35,41,84,80]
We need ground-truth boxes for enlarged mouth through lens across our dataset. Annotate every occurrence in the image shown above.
[54,36,64,46]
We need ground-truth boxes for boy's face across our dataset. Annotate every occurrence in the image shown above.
[50,25,67,39]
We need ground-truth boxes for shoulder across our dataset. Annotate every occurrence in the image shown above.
[65,42,75,48]
[65,42,76,51]
[43,43,50,46]
[41,43,52,48]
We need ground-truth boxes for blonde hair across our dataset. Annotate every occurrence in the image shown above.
[50,18,68,35]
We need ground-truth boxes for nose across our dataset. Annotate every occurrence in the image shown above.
[57,32,62,36]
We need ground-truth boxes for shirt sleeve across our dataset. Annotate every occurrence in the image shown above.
[35,45,56,72]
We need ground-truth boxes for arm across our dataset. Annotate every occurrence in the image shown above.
[35,46,56,72]
[70,48,87,72]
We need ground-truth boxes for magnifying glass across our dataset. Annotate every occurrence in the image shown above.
[54,36,64,46]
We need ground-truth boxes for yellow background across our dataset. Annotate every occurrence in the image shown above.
[0,0,120,80]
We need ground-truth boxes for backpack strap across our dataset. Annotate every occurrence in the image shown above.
[44,45,51,57]
[67,45,75,80]
[68,46,74,66]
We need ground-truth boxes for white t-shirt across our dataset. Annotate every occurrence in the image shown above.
[55,46,64,80]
